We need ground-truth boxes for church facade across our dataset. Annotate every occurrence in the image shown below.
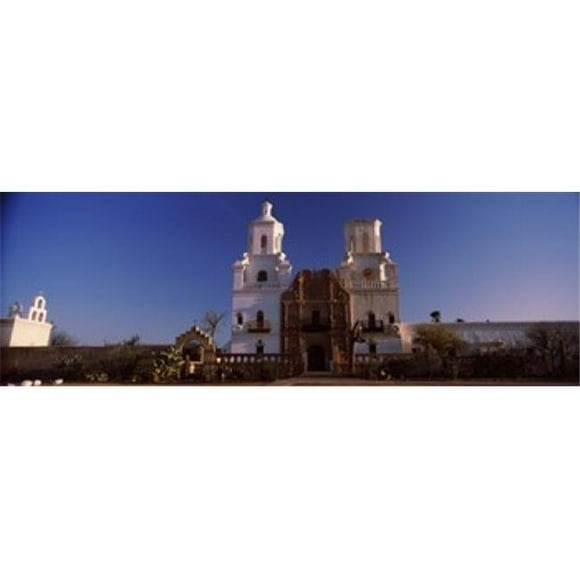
[230,201,578,373]
[280,269,352,371]
[230,202,404,369]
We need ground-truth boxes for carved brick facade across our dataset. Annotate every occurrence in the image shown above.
[281,269,351,371]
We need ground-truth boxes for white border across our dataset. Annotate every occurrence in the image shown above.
[1,1,578,192]
[1,2,579,579]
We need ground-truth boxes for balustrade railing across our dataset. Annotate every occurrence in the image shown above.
[354,353,395,364]
[202,353,303,382]
[344,281,392,290]
[217,353,298,365]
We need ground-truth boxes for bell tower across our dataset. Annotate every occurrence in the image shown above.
[344,219,383,254]
[247,200,286,256]
[0,293,53,347]
[230,201,293,354]
[338,219,401,353]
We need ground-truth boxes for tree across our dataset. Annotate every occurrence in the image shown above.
[50,330,78,346]
[430,310,442,323]
[122,334,141,347]
[527,323,579,377]
[414,324,465,377]
[201,310,225,338]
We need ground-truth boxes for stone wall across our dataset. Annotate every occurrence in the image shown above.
[0,346,303,384]
[1,345,169,384]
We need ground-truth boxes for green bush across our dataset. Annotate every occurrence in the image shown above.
[56,354,85,381]
[152,347,185,383]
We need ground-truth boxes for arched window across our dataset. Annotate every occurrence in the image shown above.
[35,297,45,309]
[257,270,268,282]
[388,312,395,324]
[260,234,267,253]
[368,341,377,354]
[362,232,370,252]
[236,313,243,326]
[31,311,37,321]
[256,310,264,329]
[368,311,376,329]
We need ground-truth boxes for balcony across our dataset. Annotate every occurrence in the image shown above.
[247,320,272,333]
[360,320,385,333]
[301,322,331,332]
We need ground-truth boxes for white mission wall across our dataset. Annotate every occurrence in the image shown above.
[0,295,53,347]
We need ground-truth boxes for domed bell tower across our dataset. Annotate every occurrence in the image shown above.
[338,219,401,353]
[230,201,293,354]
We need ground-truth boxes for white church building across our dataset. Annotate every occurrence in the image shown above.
[229,201,577,367]
[0,294,53,347]
[230,201,405,358]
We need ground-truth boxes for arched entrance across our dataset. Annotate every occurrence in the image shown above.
[307,345,326,371]
[182,339,204,363]
[175,325,217,377]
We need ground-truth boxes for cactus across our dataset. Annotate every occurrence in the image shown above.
[152,347,185,383]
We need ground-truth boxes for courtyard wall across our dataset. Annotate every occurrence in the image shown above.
[1,345,169,384]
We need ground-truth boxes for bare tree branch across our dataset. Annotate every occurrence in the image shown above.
[201,310,225,338]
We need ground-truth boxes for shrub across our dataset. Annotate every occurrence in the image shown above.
[56,354,85,381]
[152,347,185,383]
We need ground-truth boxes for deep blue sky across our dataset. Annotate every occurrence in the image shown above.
[1,193,578,346]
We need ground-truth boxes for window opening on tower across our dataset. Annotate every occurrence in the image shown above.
[362,232,370,252]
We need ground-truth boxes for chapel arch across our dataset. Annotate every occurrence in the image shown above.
[175,326,217,363]
[182,339,204,362]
